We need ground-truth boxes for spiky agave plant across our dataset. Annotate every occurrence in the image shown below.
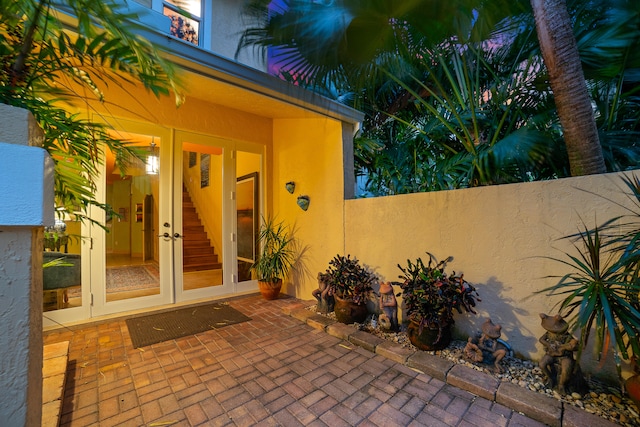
[538,216,640,388]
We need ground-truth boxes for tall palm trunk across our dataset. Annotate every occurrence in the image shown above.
[530,0,606,176]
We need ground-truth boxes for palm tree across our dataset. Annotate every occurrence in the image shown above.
[0,0,181,225]
[238,0,640,193]
[576,0,640,172]
[358,41,564,193]
[529,0,606,176]
[239,0,528,110]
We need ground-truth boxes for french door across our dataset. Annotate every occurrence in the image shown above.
[172,131,263,300]
[173,130,234,301]
[90,126,173,317]
[43,124,262,325]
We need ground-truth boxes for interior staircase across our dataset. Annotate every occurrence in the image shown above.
[182,187,222,272]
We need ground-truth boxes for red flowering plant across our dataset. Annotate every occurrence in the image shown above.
[396,252,480,334]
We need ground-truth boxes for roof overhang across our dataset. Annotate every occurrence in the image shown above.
[143,32,364,125]
[54,3,363,125]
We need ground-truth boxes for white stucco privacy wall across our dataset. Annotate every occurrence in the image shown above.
[0,104,54,426]
[344,171,639,381]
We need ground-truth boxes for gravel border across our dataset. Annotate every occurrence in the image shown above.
[308,305,639,426]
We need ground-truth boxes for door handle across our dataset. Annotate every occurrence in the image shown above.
[159,232,171,238]
[173,233,183,239]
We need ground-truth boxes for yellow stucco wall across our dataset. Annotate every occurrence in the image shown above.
[344,171,638,380]
[80,77,353,287]
[272,118,347,298]
[87,83,273,146]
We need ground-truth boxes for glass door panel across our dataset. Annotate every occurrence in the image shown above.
[105,135,160,302]
[175,131,230,301]
[43,217,84,313]
[236,151,262,285]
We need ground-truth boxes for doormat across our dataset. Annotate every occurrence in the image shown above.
[125,302,251,348]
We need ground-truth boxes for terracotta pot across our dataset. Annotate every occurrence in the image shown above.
[407,318,452,351]
[334,295,368,324]
[626,374,640,410]
[258,279,282,300]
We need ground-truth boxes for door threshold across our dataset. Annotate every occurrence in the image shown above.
[42,290,259,332]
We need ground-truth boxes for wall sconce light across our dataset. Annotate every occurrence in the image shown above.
[297,195,310,211]
[145,139,159,175]
[285,181,295,194]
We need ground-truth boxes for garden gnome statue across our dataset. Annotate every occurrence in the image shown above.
[378,282,399,332]
[312,273,334,314]
[464,318,508,373]
[538,313,587,395]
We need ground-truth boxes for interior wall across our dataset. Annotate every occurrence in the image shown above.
[64,221,81,255]
[344,170,639,381]
[237,151,261,178]
[107,180,132,255]
[105,174,155,259]
[183,151,224,261]
[130,175,152,257]
[273,117,346,298]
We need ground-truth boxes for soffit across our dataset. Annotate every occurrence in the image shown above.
[55,4,363,123]
[151,34,364,123]
[179,71,317,119]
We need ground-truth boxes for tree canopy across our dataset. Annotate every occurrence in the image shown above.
[238,0,640,196]
[0,0,181,224]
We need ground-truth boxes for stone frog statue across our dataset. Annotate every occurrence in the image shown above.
[312,273,335,314]
[464,318,508,373]
[538,313,588,395]
[378,282,399,332]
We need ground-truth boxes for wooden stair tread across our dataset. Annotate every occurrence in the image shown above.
[182,187,219,272]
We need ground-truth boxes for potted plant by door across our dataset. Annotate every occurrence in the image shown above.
[397,252,479,351]
[252,216,295,300]
[319,254,377,324]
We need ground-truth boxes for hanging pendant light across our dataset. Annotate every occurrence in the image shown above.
[146,138,159,175]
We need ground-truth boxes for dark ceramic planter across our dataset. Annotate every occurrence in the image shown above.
[334,295,368,324]
[407,318,452,351]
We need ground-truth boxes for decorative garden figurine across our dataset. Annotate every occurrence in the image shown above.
[312,272,335,314]
[464,318,508,373]
[378,282,399,332]
[538,313,586,395]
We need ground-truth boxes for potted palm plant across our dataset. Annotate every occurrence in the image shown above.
[318,254,377,324]
[397,252,479,351]
[252,216,295,300]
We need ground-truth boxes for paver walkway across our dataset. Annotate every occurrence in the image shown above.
[42,294,608,426]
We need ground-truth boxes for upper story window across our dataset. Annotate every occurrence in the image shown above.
[163,0,201,46]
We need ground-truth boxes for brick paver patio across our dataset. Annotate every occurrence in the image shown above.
[42,294,611,426]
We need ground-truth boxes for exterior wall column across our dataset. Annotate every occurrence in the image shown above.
[0,104,54,426]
